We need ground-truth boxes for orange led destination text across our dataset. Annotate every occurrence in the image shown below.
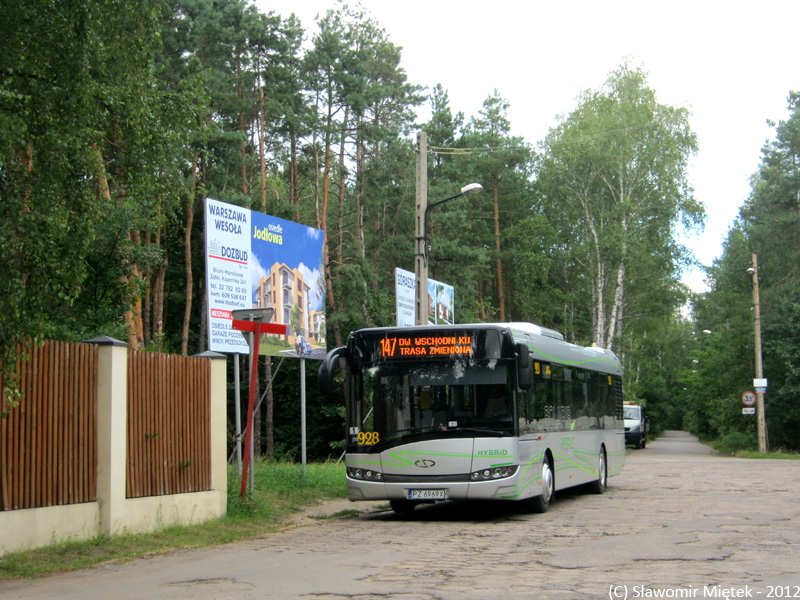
[379,336,472,358]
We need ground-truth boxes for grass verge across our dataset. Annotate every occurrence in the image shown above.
[0,461,347,580]
[729,449,800,459]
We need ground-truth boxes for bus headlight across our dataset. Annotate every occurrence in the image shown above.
[470,466,518,481]
[347,467,383,481]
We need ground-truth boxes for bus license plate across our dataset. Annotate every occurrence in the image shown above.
[408,489,447,500]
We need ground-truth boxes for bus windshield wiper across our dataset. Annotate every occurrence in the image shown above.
[448,426,509,436]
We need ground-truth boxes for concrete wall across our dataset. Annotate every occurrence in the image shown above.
[0,340,228,556]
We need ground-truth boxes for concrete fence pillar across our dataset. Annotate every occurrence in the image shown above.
[87,336,129,535]
[195,350,228,513]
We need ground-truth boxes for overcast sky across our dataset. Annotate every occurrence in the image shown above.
[257,0,798,291]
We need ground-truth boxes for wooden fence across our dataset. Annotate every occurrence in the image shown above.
[126,350,211,498]
[0,340,98,511]
[1,340,212,512]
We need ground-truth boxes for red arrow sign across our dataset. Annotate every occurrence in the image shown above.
[231,319,287,335]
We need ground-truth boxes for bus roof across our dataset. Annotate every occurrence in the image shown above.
[505,323,622,376]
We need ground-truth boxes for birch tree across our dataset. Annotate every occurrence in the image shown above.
[536,64,702,350]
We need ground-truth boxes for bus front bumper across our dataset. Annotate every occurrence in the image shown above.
[345,474,532,503]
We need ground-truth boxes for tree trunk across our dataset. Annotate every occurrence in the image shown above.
[259,81,267,213]
[152,224,167,350]
[605,216,628,352]
[198,274,207,353]
[587,204,605,349]
[321,89,342,347]
[181,156,198,356]
[143,229,152,347]
[290,126,299,222]
[336,107,348,267]
[238,58,248,200]
[265,356,274,460]
[129,230,145,349]
[356,115,365,258]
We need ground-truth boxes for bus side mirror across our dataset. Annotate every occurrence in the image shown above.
[516,342,533,390]
[317,346,349,397]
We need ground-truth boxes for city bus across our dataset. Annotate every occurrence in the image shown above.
[318,322,625,514]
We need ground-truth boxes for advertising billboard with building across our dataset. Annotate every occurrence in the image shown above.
[205,198,326,358]
[395,267,454,327]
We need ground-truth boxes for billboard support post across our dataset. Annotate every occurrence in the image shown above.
[300,358,307,476]
[234,354,242,475]
[231,312,286,497]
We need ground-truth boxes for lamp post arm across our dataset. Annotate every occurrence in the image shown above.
[423,192,465,263]
[427,191,465,211]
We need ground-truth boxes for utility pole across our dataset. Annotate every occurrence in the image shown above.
[749,253,768,454]
[415,131,428,326]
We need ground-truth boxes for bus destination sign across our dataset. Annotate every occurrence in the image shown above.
[379,335,473,359]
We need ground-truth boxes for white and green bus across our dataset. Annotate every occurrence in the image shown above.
[318,322,625,514]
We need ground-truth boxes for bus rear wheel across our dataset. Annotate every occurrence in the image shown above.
[589,448,607,494]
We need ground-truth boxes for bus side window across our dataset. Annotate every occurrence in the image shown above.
[572,370,590,430]
[518,388,530,433]
[588,371,611,429]
[530,362,550,431]
[549,365,567,430]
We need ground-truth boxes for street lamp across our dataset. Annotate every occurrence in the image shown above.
[414,180,483,325]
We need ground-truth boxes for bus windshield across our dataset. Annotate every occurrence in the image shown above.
[349,360,516,451]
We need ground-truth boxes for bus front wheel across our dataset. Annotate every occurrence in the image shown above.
[525,457,554,513]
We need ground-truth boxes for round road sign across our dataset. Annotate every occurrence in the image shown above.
[742,391,756,406]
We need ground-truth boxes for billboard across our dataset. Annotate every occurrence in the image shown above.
[395,267,454,327]
[205,198,326,358]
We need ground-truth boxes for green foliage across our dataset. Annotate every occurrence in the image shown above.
[686,92,800,451]
[714,431,757,455]
[3,0,793,455]
[535,63,701,350]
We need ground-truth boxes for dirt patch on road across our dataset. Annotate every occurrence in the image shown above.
[279,498,387,529]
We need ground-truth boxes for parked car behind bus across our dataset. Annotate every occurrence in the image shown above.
[624,403,648,448]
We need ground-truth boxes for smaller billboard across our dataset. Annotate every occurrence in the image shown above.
[395,268,454,327]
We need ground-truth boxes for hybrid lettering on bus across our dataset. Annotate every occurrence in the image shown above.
[318,322,626,514]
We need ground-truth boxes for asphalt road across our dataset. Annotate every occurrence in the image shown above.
[2,431,799,599]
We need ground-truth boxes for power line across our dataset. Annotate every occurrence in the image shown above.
[428,144,526,156]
